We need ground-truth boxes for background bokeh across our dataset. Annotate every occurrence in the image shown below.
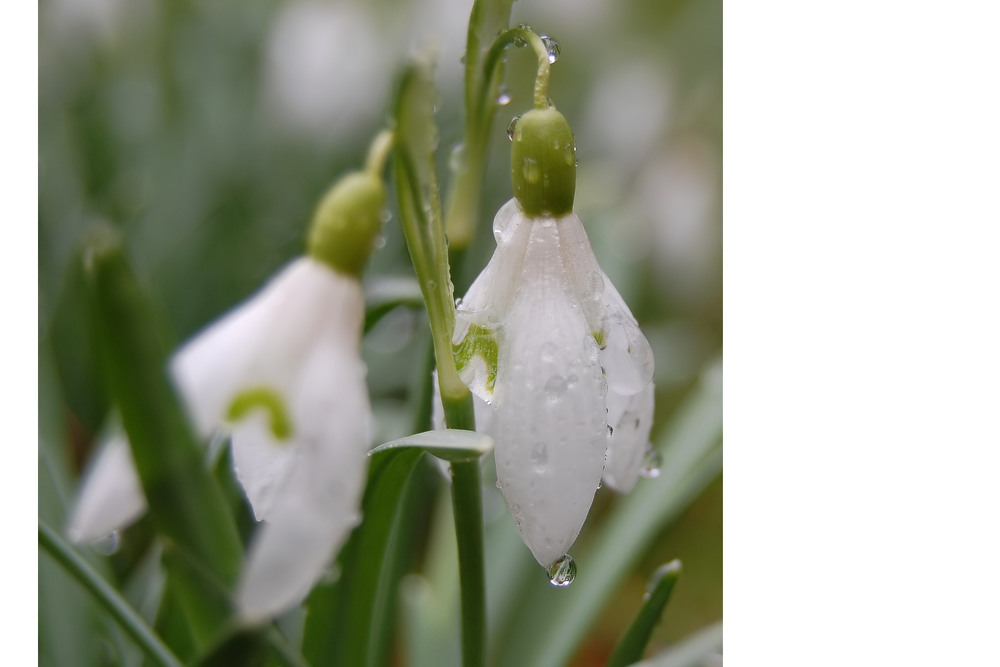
[39,0,721,663]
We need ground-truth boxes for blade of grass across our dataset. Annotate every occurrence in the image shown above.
[39,521,184,667]
[606,560,683,667]
[84,228,243,647]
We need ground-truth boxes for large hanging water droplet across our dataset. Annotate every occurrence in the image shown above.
[547,554,577,587]
[90,531,120,556]
[540,34,560,63]
[639,444,662,478]
[507,115,520,141]
[496,85,511,106]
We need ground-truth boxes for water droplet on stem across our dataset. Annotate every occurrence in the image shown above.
[540,34,560,63]
[639,444,662,478]
[507,116,520,140]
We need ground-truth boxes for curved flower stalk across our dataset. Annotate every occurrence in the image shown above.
[67,131,393,624]
[452,107,655,571]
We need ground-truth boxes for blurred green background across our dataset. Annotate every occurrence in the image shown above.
[39,0,720,663]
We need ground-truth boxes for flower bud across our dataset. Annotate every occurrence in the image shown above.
[307,172,386,276]
[510,107,576,218]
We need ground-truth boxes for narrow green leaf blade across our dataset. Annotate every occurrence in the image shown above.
[84,229,243,646]
[371,429,493,462]
[606,560,683,667]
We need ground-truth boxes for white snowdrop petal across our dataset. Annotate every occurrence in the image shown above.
[237,342,371,622]
[492,219,608,568]
[599,275,655,396]
[170,258,347,438]
[67,434,147,544]
[230,413,298,521]
[553,211,609,336]
[602,382,655,493]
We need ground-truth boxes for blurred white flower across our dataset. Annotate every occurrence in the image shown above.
[67,256,373,623]
[453,198,654,569]
[263,1,389,143]
[171,256,372,623]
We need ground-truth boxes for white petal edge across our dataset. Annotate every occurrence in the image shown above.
[599,273,655,396]
[66,433,147,544]
[236,341,372,624]
[602,382,655,493]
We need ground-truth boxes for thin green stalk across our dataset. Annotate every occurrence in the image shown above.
[38,522,184,667]
[606,560,683,667]
[450,459,487,667]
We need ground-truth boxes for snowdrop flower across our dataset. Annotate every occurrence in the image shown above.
[452,108,655,571]
[67,134,391,623]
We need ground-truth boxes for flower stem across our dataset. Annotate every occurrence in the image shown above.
[483,27,552,110]
[38,521,185,667]
[365,129,395,177]
[449,458,487,667]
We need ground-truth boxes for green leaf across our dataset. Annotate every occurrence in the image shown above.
[39,522,185,667]
[497,357,723,667]
[83,228,243,648]
[606,560,683,667]
[370,429,494,462]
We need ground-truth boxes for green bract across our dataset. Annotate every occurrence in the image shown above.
[510,107,576,218]
[308,172,386,276]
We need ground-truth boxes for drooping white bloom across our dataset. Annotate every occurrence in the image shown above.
[453,198,654,568]
[170,256,372,623]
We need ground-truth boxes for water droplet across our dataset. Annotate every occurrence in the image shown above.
[427,279,437,290]
[380,209,392,224]
[590,271,605,299]
[90,531,120,556]
[455,297,463,307]
[540,341,558,363]
[540,34,560,63]
[639,445,662,478]
[507,116,520,140]
[530,442,548,466]
[496,86,511,106]
[607,424,614,436]
[495,480,503,490]
[544,374,567,400]
[373,235,387,249]
[547,554,577,587]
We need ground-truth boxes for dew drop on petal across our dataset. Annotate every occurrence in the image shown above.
[540,34,560,63]
[639,444,662,478]
[90,531,120,556]
[544,374,567,401]
[530,441,548,466]
[540,341,558,363]
[495,480,503,490]
[507,115,520,140]
[547,554,577,587]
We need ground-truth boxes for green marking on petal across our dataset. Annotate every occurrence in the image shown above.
[227,388,293,441]
[593,330,606,348]
[453,324,499,393]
